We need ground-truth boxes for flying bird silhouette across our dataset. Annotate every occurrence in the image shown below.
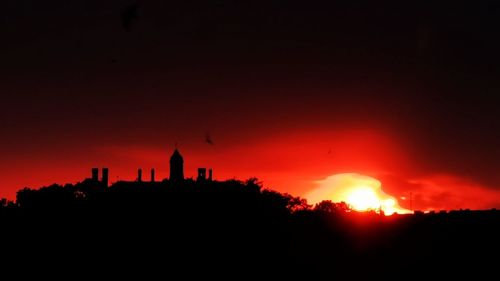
[121,3,139,32]
[205,132,214,145]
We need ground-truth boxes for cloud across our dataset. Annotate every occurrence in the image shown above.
[378,173,500,211]
[305,173,410,215]
[406,175,500,210]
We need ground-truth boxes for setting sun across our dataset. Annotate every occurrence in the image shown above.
[345,187,379,211]
[305,173,411,215]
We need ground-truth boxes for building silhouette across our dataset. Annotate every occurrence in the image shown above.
[197,168,213,182]
[88,148,212,185]
[92,168,99,182]
[169,148,184,181]
[197,168,207,181]
[137,168,142,182]
[102,168,109,187]
[91,167,108,187]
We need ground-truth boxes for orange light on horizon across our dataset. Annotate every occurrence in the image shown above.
[305,173,411,215]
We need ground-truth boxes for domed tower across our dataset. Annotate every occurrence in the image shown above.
[169,148,184,182]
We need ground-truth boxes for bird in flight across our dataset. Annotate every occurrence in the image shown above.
[205,132,214,145]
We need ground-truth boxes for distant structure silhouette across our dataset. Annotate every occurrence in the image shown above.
[91,168,99,182]
[88,149,213,186]
[137,168,142,182]
[169,149,184,181]
[102,168,109,187]
[198,168,207,181]
[90,167,109,187]
[197,168,213,182]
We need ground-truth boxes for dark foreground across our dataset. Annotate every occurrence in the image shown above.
[1,179,498,279]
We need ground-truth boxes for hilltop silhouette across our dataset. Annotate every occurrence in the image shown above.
[0,149,499,279]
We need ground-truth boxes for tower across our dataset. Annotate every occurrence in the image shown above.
[197,168,207,181]
[137,168,142,182]
[102,168,109,188]
[91,168,99,182]
[169,149,184,182]
[90,168,108,187]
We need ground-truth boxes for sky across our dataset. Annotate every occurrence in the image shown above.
[2,0,500,210]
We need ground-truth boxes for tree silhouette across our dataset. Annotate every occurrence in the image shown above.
[314,200,350,213]
[1,175,499,279]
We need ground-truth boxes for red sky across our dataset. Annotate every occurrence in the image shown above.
[2,127,500,210]
[2,1,500,210]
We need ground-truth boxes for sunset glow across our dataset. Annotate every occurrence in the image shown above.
[346,187,379,211]
[306,173,411,215]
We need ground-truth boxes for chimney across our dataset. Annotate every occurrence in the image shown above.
[138,168,142,182]
[91,168,99,182]
[151,169,155,182]
[208,169,213,181]
[197,168,207,181]
[102,168,109,188]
